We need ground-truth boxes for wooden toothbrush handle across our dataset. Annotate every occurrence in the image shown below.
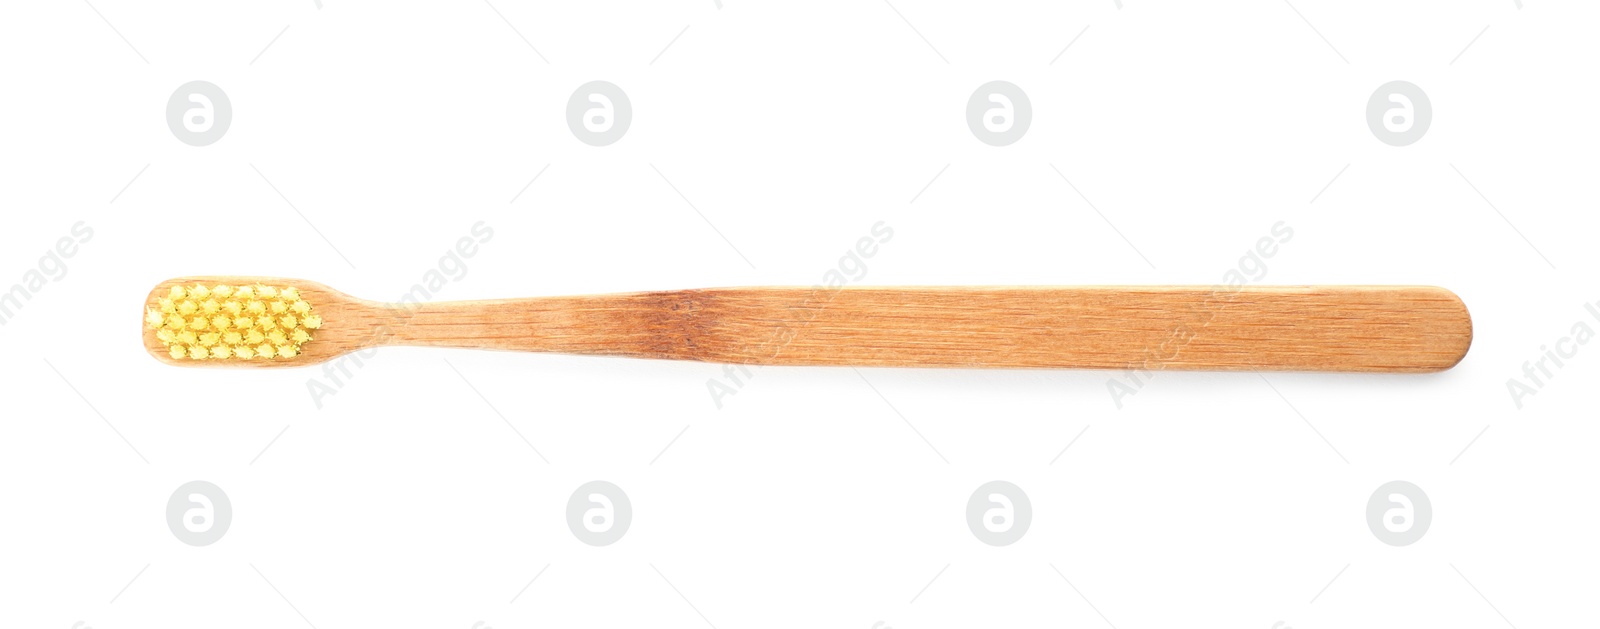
[383,286,1471,372]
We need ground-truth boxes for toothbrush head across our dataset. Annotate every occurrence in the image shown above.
[142,277,361,368]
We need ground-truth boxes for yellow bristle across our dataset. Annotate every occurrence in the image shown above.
[151,282,318,361]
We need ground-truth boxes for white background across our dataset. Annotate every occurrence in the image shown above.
[2,1,1597,628]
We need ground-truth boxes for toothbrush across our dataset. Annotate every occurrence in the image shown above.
[141,278,1472,372]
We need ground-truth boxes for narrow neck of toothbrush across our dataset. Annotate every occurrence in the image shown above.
[381,292,702,360]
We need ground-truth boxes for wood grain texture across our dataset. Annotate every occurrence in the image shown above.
[144,279,1472,372]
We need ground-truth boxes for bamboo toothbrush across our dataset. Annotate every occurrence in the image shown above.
[141,278,1471,372]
